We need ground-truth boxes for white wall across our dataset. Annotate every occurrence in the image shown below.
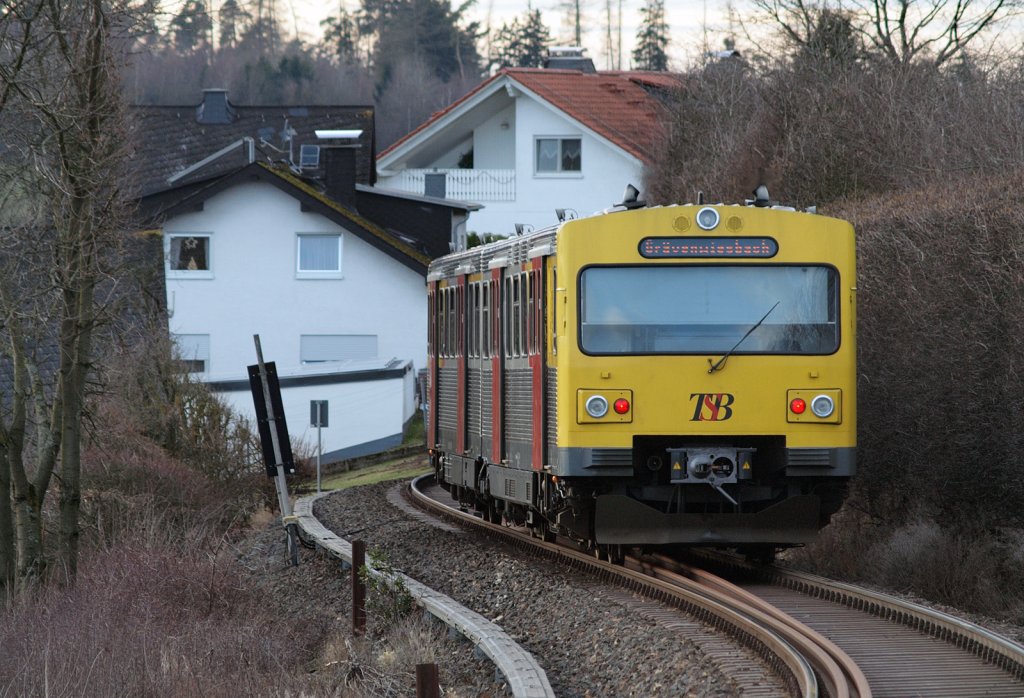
[164,182,428,377]
[218,367,414,461]
[464,99,643,236]
[164,181,428,459]
[473,104,515,169]
[428,136,473,169]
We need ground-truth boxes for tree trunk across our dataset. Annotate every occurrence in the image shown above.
[57,216,96,581]
[6,342,46,584]
[0,442,14,588]
[13,487,44,585]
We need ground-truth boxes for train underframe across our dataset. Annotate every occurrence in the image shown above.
[432,434,851,560]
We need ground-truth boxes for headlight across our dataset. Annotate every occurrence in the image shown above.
[696,207,720,230]
[811,394,835,418]
[585,395,609,418]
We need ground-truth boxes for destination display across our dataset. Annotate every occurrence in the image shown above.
[639,237,779,258]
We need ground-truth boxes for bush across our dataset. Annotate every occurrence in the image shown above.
[0,517,323,696]
[791,514,1024,622]
[646,55,1024,209]
[831,175,1024,531]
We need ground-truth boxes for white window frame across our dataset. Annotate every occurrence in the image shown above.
[296,233,343,279]
[533,136,583,177]
[172,333,210,375]
[166,232,214,279]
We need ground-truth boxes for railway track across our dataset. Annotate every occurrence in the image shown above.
[410,473,1024,697]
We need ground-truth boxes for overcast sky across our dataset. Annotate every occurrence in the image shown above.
[284,0,736,70]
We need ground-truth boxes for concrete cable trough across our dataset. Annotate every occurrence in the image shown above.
[292,492,556,698]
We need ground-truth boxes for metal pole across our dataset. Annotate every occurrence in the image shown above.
[316,409,322,494]
[254,334,298,566]
[352,539,366,636]
[415,664,440,698]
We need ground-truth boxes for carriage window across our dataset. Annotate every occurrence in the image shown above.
[512,275,523,357]
[526,272,535,354]
[579,265,840,355]
[491,279,501,357]
[456,284,465,358]
[481,282,491,359]
[468,284,478,358]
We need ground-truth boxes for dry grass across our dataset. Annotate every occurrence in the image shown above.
[0,525,311,696]
[790,511,1024,623]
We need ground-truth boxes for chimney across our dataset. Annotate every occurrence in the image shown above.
[543,46,596,73]
[322,145,359,209]
[196,88,237,125]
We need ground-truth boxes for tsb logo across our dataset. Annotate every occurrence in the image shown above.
[690,393,735,421]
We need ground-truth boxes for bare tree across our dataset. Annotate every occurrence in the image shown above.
[752,0,1018,65]
[0,0,135,584]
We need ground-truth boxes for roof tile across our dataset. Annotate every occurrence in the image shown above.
[379,68,682,163]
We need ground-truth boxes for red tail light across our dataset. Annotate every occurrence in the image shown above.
[613,398,630,414]
[790,398,806,414]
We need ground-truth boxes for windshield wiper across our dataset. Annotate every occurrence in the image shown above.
[707,301,780,374]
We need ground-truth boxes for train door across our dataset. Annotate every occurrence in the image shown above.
[488,269,503,465]
[427,280,438,450]
[466,276,493,459]
[434,279,462,454]
[502,263,544,471]
[527,259,545,472]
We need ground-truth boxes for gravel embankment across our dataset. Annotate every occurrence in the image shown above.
[313,480,746,697]
[235,517,509,697]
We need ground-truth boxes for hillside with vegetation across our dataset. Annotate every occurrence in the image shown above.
[646,11,1024,620]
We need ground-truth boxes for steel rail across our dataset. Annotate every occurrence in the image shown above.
[698,549,1024,685]
[409,474,821,698]
[645,553,872,698]
[768,562,1024,680]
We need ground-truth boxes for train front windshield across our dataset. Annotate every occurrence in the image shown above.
[580,265,839,355]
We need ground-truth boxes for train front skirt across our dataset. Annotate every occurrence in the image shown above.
[594,494,822,545]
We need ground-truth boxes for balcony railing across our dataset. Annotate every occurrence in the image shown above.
[395,168,515,202]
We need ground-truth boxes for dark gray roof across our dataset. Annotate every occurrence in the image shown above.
[138,162,432,275]
[128,92,376,198]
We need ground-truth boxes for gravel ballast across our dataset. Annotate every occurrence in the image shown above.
[313,479,749,697]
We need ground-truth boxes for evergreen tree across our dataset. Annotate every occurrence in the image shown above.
[361,0,483,92]
[240,0,284,56]
[218,0,251,50]
[320,9,361,63]
[632,0,668,71]
[491,8,551,69]
[171,0,213,53]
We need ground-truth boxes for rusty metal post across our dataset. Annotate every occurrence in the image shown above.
[415,663,440,698]
[352,539,366,636]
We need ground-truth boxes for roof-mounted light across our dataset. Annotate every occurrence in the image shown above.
[696,207,720,230]
[315,129,363,139]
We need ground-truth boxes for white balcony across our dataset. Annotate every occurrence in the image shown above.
[394,168,515,202]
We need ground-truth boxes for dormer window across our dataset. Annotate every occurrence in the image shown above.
[300,144,320,169]
[535,137,581,174]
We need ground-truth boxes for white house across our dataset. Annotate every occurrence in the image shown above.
[134,93,475,461]
[376,58,682,237]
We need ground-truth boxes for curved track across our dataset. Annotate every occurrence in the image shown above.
[411,474,1024,697]
[412,475,850,697]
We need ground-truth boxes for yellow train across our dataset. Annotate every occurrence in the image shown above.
[427,188,856,557]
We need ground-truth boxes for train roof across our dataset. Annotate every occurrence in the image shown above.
[427,197,836,281]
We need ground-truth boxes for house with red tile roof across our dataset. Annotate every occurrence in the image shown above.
[376,55,682,237]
